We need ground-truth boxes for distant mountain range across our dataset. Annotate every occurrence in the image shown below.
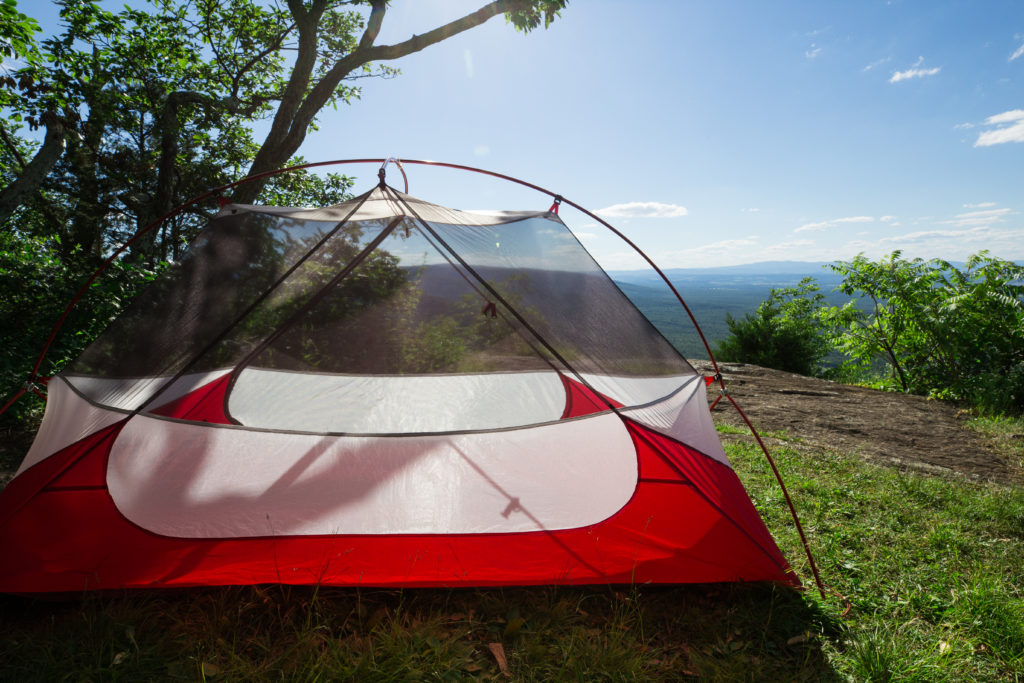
[607,261,843,289]
[606,261,859,359]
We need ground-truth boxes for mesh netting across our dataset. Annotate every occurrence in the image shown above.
[67,186,697,431]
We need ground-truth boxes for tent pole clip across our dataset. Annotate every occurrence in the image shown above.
[23,376,48,397]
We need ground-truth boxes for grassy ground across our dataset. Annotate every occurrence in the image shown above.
[1,419,1022,681]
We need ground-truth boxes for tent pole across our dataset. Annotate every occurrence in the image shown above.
[3,157,827,599]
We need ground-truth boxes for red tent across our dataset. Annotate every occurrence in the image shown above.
[0,181,796,592]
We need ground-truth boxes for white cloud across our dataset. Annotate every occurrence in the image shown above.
[767,239,814,250]
[941,207,1012,227]
[837,224,1024,262]
[880,215,895,223]
[954,122,975,130]
[963,202,996,209]
[889,64,941,83]
[986,110,1024,124]
[1010,39,1024,61]
[877,225,1016,246]
[595,201,688,218]
[806,44,822,59]
[974,110,1024,146]
[473,144,490,156]
[686,237,759,255]
[741,207,761,213]
[863,57,891,71]
[794,216,874,233]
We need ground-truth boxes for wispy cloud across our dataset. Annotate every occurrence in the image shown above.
[794,216,874,233]
[880,215,895,223]
[839,224,1024,262]
[473,144,490,156]
[766,239,814,251]
[806,44,822,59]
[974,109,1024,146]
[685,237,759,255]
[890,56,941,83]
[595,201,688,218]
[863,57,891,72]
[940,207,1012,227]
[876,225,1018,246]
[963,202,996,209]
[1011,36,1024,61]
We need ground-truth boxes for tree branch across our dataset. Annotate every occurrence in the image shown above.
[365,0,511,62]
[285,1,511,155]
[0,112,66,229]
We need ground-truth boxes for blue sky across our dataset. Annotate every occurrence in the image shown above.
[30,1,1024,269]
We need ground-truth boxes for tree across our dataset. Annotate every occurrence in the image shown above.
[1,0,357,266]
[822,251,1024,414]
[819,253,937,392]
[715,278,830,376]
[0,0,566,432]
[0,0,568,261]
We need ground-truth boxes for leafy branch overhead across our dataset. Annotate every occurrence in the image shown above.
[0,0,566,429]
[0,0,567,262]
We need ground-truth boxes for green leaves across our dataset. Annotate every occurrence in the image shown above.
[715,251,1024,416]
[715,277,830,376]
[0,0,41,66]
[824,251,1024,414]
[505,0,569,33]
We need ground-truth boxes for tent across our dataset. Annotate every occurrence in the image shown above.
[0,172,798,592]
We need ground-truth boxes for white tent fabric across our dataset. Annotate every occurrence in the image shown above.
[107,411,637,537]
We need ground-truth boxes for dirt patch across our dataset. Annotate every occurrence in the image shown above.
[693,360,1019,482]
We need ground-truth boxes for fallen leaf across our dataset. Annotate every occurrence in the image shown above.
[112,651,128,666]
[488,642,510,677]
[787,633,808,646]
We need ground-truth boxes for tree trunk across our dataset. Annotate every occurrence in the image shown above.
[0,112,66,229]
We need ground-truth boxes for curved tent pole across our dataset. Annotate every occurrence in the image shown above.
[5,156,824,596]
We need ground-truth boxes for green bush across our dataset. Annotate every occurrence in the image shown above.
[0,232,161,433]
[715,278,829,376]
[822,251,1024,415]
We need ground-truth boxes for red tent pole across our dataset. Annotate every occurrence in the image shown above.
[3,157,826,598]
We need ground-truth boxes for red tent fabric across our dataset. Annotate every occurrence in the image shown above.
[0,186,796,592]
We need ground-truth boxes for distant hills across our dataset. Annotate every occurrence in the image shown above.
[608,261,843,288]
[608,261,854,360]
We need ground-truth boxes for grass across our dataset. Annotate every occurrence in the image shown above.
[965,414,1024,473]
[1,431,1022,680]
